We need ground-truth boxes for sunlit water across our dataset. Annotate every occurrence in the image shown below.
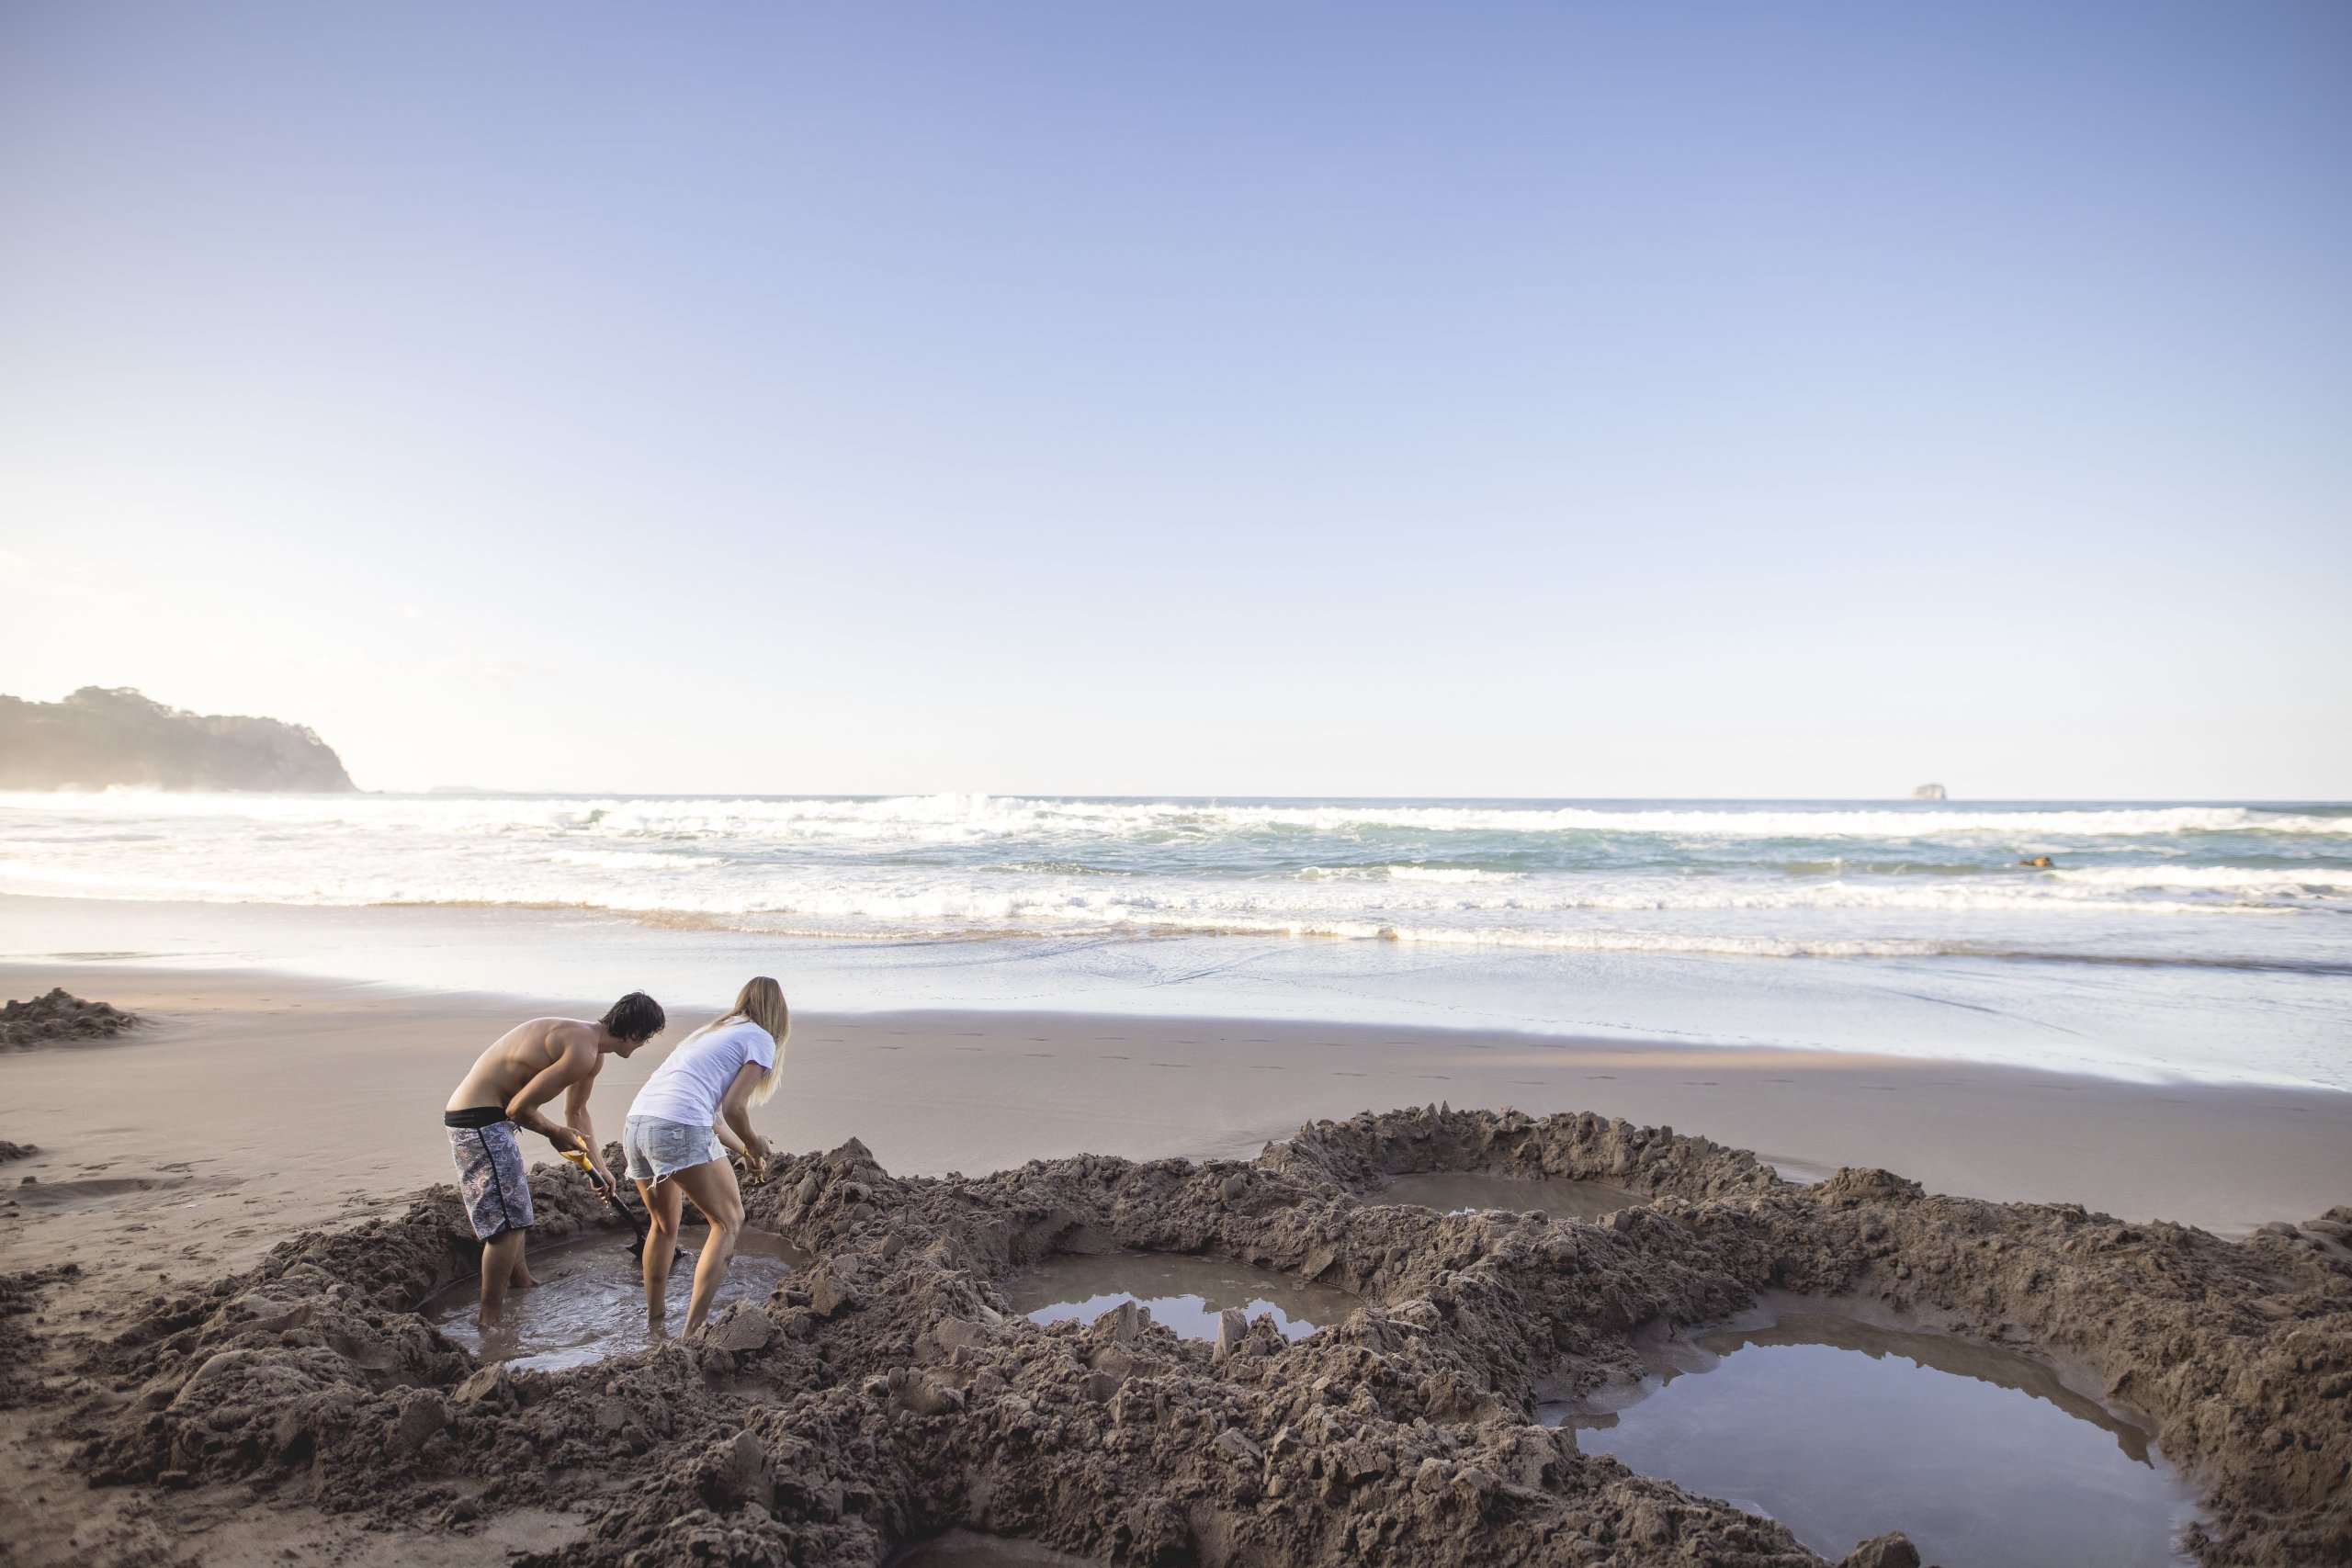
[1543,1309,2202,1567]
[1003,1250,1359,1341]
[426,1228,807,1370]
[4,791,2348,1086]
[1377,1171,1642,1218]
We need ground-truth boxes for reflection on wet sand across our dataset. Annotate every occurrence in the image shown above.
[1545,1306,2202,1568]
[1004,1250,1358,1341]
[1377,1170,1642,1219]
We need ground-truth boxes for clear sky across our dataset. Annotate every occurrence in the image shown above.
[2,3,2346,797]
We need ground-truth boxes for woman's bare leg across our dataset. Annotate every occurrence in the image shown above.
[668,1158,745,1336]
[637,1177,684,1329]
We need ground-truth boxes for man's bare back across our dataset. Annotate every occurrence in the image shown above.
[441,993,666,1326]
[447,1016,607,1127]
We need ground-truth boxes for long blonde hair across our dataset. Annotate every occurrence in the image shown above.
[682,976,789,1106]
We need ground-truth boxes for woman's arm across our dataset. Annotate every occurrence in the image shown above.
[716,1060,770,1177]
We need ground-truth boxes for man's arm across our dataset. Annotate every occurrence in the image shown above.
[504,1036,599,1156]
[562,1072,614,1190]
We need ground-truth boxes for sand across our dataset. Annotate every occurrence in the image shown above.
[37,1107,2352,1567]
[1,962,2346,1565]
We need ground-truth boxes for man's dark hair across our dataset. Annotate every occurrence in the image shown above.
[601,991,666,1043]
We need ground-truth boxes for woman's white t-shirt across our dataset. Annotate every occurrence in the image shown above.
[628,1019,776,1126]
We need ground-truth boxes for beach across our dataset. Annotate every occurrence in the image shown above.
[3,963,2346,1269]
[3,960,2346,1565]
[1,794,2346,1565]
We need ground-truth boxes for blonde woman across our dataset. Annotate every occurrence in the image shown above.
[622,976,786,1334]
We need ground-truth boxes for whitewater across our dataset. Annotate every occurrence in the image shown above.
[2,792,2346,1088]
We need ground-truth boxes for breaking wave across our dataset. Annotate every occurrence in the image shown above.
[0,790,2345,978]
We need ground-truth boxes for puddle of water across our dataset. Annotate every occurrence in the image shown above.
[1377,1170,1641,1220]
[426,1227,807,1371]
[888,1530,1102,1567]
[1003,1250,1358,1342]
[1544,1308,2202,1567]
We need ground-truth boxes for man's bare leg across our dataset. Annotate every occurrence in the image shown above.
[669,1158,745,1337]
[510,1251,540,1290]
[638,1177,684,1331]
[478,1230,529,1327]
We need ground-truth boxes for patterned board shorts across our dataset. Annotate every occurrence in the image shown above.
[446,1112,535,1241]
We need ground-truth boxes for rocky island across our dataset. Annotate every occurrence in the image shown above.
[0,687,354,792]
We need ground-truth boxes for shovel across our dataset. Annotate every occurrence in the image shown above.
[560,1148,670,1263]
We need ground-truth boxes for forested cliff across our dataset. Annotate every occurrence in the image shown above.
[0,687,355,792]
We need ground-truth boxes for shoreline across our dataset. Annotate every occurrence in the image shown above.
[2,960,2344,1258]
[4,891,2345,1095]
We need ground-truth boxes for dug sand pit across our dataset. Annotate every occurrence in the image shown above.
[1549,1302,2204,1565]
[1002,1248,1361,1342]
[425,1229,810,1371]
[29,1108,2352,1566]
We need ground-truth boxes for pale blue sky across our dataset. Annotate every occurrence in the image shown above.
[2,3,2346,796]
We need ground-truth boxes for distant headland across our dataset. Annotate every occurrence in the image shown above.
[0,687,355,793]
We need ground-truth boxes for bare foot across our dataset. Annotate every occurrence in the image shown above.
[476,1309,503,1330]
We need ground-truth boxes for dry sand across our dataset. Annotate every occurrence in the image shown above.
[1,961,2346,1565]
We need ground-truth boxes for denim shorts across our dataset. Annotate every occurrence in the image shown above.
[623,1114,725,1183]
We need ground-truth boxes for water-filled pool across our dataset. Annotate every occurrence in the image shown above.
[1003,1250,1358,1341]
[1377,1170,1641,1219]
[426,1227,808,1371]
[1544,1306,2202,1567]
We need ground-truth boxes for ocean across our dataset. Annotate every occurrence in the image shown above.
[2,792,2346,1089]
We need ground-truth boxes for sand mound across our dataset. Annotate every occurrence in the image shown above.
[0,987,139,1050]
[26,1108,2350,1566]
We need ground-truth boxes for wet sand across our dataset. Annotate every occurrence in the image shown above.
[0,961,2344,1297]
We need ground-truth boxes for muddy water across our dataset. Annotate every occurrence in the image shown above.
[1377,1170,1641,1219]
[426,1227,808,1371]
[1544,1307,2203,1567]
[1004,1251,1359,1342]
[887,1529,1102,1567]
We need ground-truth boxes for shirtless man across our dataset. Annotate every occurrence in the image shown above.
[442,992,666,1325]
